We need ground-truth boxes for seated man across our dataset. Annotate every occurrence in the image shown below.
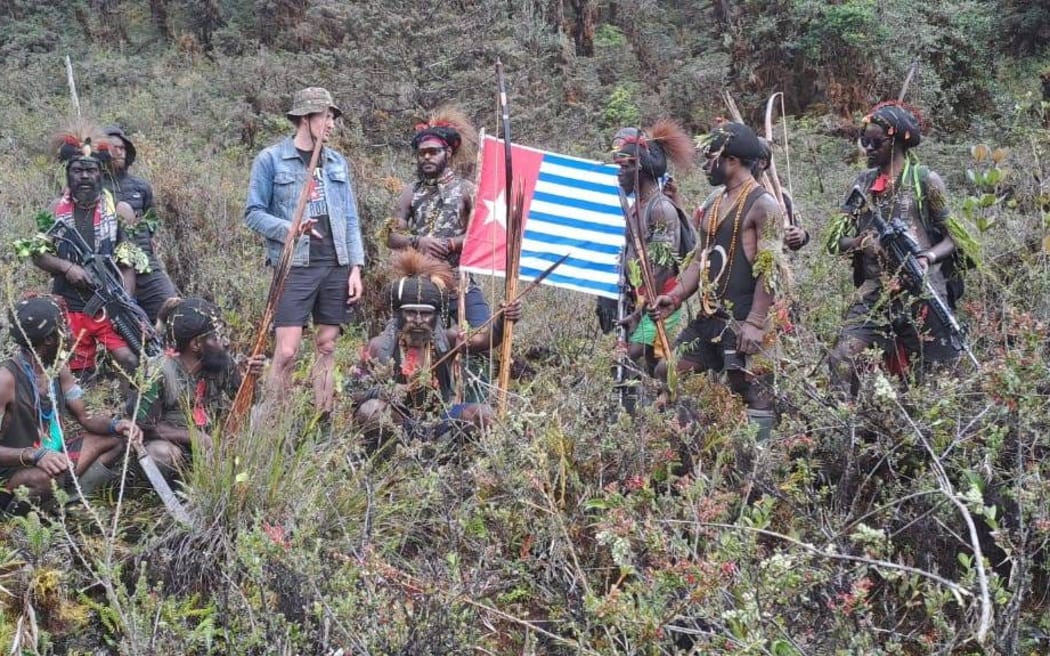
[129,297,264,470]
[351,250,520,447]
[0,297,140,511]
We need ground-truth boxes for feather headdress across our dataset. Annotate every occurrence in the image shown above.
[613,118,694,179]
[411,105,477,163]
[387,249,457,312]
[51,118,110,166]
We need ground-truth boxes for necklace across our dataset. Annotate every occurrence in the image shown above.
[19,352,63,451]
[700,179,755,310]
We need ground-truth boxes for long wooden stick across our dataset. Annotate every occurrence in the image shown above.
[763,92,791,229]
[65,55,81,120]
[898,61,918,103]
[495,61,521,416]
[224,128,325,437]
[621,144,673,363]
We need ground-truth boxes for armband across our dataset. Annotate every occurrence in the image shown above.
[108,417,121,435]
[65,384,84,402]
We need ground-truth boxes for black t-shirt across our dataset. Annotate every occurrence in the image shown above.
[297,148,338,265]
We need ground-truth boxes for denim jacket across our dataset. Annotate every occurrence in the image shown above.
[244,137,365,268]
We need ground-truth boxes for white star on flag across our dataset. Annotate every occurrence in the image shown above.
[483,188,508,229]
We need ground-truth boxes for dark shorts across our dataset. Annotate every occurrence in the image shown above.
[274,265,350,328]
[67,311,129,371]
[448,284,491,329]
[675,315,747,373]
[135,269,179,324]
[838,293,960,363]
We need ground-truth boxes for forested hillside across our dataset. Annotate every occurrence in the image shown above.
[0,1,1049,654]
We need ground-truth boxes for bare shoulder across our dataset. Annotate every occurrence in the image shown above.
[115,201,136,221]
[924,169,948,194]
[746,192,782,226]
[0,366,15,403]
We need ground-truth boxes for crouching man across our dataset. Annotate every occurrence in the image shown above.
[0,297,140,511]
[129,298,264,470]
[352,251,520,448]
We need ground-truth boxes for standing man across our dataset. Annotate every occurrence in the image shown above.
[651,122,782,440]
[245,87,365,416]
[30,124,142,380]
[103,125,179,323]
[386,108,488,328]
[0,297,140,510]
[612,120,695,375]
[825,102,962,397]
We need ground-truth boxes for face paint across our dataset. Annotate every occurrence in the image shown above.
[67,160,102,205]
[400,307,437,346]
[705,155,728,186]
[199,333,232,373]
[616,157,637,194]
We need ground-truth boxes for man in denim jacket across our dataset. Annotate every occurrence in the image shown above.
[245,87,365,417]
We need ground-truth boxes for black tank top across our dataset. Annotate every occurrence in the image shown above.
[0,358,67,451]
[702,186,768,320]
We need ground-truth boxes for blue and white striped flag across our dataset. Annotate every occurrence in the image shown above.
[461,136,625,299]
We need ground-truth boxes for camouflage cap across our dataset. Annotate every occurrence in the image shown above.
[287,87,342,121]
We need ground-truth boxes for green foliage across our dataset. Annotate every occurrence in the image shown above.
[602,84,641,129]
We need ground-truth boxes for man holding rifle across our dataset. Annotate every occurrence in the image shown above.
[30,123,144,381]
[825,102,969,397]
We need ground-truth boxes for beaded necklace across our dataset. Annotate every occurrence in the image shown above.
[19,351,63,451]
[703,179,756,301]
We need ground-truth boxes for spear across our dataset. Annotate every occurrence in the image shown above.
[495,60,521,416]
[65,55,81,120]
[224,124,325,437]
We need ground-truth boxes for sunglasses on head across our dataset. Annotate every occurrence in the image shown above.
[859,135,889,150]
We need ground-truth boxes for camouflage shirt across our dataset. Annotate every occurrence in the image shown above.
[407,170,474,268]
[847,167,950,298]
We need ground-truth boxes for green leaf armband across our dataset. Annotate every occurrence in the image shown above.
[114,241,152,274]
[12,234,55,259]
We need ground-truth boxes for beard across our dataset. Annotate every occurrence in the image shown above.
[201,348,233,374]
[70,179,102,205]
[706,160,728,187]
[417,159,446,180]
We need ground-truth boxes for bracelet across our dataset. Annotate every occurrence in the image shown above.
[108,417,121,435]
[18,447,32,467]
[63,262,73,274]
[32,448,48,465]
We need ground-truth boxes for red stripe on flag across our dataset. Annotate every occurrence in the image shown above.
[461,136,544,273]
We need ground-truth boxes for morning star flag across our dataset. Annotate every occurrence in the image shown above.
[460,136,625,299]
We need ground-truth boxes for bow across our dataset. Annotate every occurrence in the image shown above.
[764,91,793,229]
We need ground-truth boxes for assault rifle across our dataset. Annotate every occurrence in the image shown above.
[47,221,162,359]
[844,187,979,368]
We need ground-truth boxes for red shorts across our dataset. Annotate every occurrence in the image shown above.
[66,311,128,371]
